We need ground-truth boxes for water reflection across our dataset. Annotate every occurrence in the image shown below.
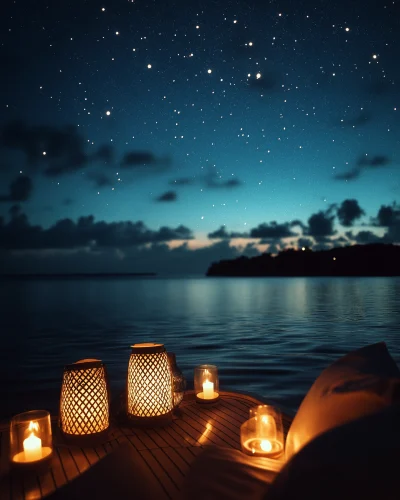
[1,277,399,417]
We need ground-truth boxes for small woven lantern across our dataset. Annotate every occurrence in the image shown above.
[59,359,109,436]
[127,343,173,422]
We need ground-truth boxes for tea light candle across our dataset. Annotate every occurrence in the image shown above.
[241,405,285,459]
[203,379,214,399]
[194,365,219,403]
[23,424,42,462]
[10,410,53,466]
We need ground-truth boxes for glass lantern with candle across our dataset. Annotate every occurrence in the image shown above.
[194,365,219,403]
[241,405,284,458]
[10,410,53,467]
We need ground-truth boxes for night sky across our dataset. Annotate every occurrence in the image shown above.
[1,0,399,274]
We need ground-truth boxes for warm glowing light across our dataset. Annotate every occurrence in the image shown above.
[203,379,214,399]
[372,54,378,59]
[127,343,173,420]
[260,439,272,452]
[60,359,109,436]
[302,247,306,251]
[248,41,253,46]
[23,422,42,462]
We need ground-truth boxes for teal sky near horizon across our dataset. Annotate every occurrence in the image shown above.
[0,0,399,273]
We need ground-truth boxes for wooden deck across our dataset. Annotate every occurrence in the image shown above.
[0,391,293,499]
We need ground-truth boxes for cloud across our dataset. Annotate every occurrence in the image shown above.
[357,155,390,168]
[86,172,113,187]
[306,210,336,240]
[156,190,177,202]
[346,230,383,244]
[205,171,243,189]
[337,199,365,227]
[297,237,314,249]
[121,151,170,170]
[334,168,361,181]
[207,226,248,239]
[337,111,371,127]
[250,221,298,240]
[334,154,391,182]
[373,204,400,227]
[169,177,194,186]
[0,121,170,187]
[1,121,88,175]
[0,175,33,202]
[0,211,193,250]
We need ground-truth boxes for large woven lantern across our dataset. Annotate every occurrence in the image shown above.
[59,359,109,436]
[127,343,173,422]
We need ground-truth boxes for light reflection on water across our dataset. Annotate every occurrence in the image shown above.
[1,276,399,417]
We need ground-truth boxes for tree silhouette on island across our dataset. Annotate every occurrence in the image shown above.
[206,244,400,277]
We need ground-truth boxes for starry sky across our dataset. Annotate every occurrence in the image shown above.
[0,0,399,274]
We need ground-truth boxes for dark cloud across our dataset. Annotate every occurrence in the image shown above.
[86,172,113,187]
[334,168,361,181]
[306,210,336,240]
[338,111,371,127]
[337,199,365,227]
[357,155,390,168]
[169,177,194,186]
[346,230,383,244]
[207,226,248,239]
[0,212,193,250]
[0,175,33,202]
[334,154,391,181]
[1,121,88,175]
[374,204,400,227]
[205,171,243,189]
[0,121,170,187]
[93,145,114,163]
[156,190,177,202]
[297,237,314,249]
[250,222,297,240]
[121,151,170,169]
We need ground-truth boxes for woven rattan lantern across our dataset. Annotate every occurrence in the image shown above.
[59,359,109,436]
[127,343,173,423]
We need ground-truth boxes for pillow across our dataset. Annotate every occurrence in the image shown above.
[285,342,400,460]
[266,405,400,500]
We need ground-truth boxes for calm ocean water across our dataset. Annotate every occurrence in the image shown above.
[1,276,400,418]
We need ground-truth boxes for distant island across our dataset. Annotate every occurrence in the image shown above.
[206,244,400,277]
[0,272,157,280]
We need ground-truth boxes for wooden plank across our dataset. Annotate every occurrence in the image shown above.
[80,446,100,467]
[139,449,179,499]
[183,406,240,447]
[67,447,90,474]
[10,472,25,500]
[158,424,197,447]
[143,428,171,449]
[37,467,57,499]
[175,415,233,448]
[150,448,186,491]
[157,446,190,476]
[172,446,198,466]
[21,470,41,500]
[55,446,79,483]
[48,449,68,490]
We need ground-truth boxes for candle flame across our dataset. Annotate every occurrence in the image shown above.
[28,421,39,433]
[260,439,272,452]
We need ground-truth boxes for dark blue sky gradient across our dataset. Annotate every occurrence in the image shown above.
[0,0,399,273]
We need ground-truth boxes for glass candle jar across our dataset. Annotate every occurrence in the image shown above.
[194,365,219,403]
[241,405,284,458]
[10,410,53,466]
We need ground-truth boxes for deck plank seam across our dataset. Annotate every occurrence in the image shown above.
[138,449,175,500]
[182,408,239,447]
[147,447,182,492]
[175,414,236,448]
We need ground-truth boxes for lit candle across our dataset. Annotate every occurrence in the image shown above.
[203,379,214,399]
[260,439,272,452]
[23,422,42,462]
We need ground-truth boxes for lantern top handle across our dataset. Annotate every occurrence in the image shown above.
[64,358,104,371]
[131,343,165,354]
